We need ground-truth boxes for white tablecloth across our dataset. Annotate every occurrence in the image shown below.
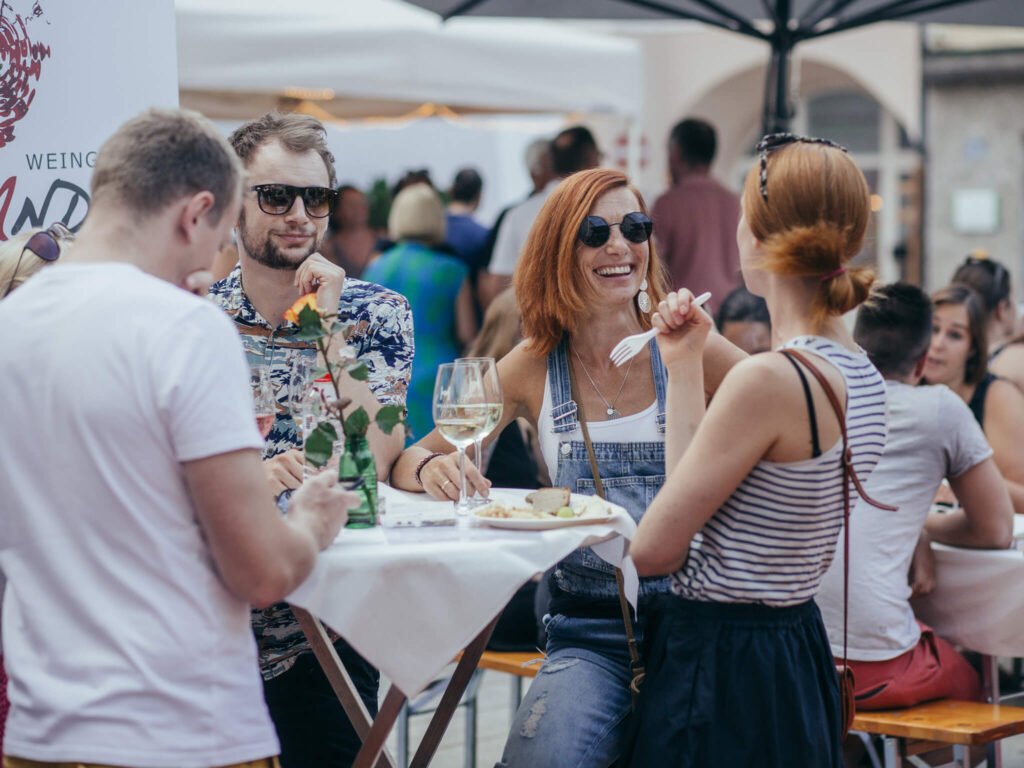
[286,485,637,696]
[911,516,1024,657]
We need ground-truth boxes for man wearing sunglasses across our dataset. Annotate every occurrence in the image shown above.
[209,111,413,768]
[0,109,357,768]
[651,118,741,307]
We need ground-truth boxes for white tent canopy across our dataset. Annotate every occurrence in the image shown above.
[175,0,644,118]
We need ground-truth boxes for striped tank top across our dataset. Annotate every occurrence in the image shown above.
[671,336,888,606]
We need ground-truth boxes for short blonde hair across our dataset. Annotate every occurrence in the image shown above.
[0,227,71,297]
[388,184,445,246]
[92,109,242,222]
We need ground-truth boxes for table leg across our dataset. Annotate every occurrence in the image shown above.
[292,606,397,768]
[353,686,407,768]
[409,615,500,768]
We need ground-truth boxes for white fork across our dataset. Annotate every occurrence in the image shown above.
[609,292,712,367]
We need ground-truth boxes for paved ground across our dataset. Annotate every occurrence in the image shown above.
[385,669,1024,767]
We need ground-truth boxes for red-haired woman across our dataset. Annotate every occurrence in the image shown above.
[392,168,737,766]
[628,135,887,766]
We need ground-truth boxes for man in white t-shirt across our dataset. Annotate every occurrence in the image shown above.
[0,109,356,768]
[817,282,1013,710]
[478,125,601,308]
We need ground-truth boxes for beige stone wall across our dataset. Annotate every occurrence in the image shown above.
[925,72,1024,294]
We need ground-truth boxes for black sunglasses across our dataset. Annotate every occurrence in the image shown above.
[756,133,847,202]
[3,222,72,298]
[252,184,338,219]
[578,212,653,248]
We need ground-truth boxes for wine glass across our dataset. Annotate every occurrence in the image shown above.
[433,361,489,515]
[251,366,276,439]
[288,355,317,443]
[456,357,503,506]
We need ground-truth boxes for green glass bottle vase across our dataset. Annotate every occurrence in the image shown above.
[340,434,377,528]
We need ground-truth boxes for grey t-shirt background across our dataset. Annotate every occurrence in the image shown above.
[817,381,992,660]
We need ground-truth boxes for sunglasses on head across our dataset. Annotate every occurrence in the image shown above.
[252,184,338,219]
[755,133,848,202]
[3,222,72,299]
[578,212,653,248]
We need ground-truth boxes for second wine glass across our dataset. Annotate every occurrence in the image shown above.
[457,357,503,506]
[433,361,489,515]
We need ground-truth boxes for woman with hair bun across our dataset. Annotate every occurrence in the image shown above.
[628,135,888,767]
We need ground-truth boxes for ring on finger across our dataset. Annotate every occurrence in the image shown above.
[442,478,454,490]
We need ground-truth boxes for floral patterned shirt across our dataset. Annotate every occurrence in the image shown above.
[209,264,414,679]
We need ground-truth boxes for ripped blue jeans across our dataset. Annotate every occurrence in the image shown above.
[496,612,645,768]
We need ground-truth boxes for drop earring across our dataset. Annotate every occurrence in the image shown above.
[636,278,651,313]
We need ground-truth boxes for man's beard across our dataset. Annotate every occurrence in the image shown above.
[238,208,321,271]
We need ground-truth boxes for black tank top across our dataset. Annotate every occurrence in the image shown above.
[968,372,997,428]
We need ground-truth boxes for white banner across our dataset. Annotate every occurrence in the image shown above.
[0,0,178,239]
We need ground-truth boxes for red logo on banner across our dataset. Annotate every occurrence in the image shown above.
[0,1,52,148]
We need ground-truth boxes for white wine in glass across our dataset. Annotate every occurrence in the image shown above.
[433,362,489,515]
[456,357,503,506]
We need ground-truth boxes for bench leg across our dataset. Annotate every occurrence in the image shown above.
[397,702,410,768]
[982,654,1003,768]
[509,676,523,719]
[987,741,1001,768]
[882,736,904,768]
[465,690,477,768]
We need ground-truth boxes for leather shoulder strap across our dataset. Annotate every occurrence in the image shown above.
[566,345,644,706]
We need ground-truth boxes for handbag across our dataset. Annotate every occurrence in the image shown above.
[780,349,897,739]
[566,352,646,710]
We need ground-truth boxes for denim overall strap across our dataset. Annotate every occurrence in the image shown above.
[548,336,579,434]
[649,339,668,434]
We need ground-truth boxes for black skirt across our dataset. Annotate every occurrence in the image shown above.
[627,596,842,768]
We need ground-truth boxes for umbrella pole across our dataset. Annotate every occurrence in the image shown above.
[764,0,795,135]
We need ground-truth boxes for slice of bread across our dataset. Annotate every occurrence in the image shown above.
[525,487,571,514]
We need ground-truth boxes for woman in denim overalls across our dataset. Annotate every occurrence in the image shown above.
[393,168,734,766]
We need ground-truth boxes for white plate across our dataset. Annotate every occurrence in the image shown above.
[472,490,618,530]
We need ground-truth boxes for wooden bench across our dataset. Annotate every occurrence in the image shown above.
[852,699,1024,767]
[473,650,545,714]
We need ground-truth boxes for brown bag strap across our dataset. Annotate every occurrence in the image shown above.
[567,347,645,703]
[779,348,896,693]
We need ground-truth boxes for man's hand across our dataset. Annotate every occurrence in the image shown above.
[288,471,357,550]
[296,253,345,315]
[265,449,305,496]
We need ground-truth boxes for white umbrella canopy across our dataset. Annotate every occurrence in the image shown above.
[175,0,645,118]
[403,0,1024,131]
